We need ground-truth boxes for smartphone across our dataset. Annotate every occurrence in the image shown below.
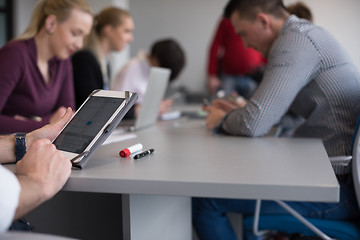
[203,98,210,107]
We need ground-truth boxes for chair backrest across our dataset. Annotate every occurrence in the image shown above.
[351,117,360,209]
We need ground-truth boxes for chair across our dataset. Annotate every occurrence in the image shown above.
[243,117,360,240]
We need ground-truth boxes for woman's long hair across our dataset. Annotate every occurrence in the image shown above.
[17,0,93,40]
[84,7,131,81]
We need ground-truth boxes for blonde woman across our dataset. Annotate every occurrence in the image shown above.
[0,0,93,134]
[72,7,134,109]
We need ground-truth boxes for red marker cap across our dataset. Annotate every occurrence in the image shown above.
[119,149,131,158]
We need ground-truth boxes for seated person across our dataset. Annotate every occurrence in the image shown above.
[0,0,92,134]
[207,0,266,99]
[194,0,360,239]
[111,38,186,117]
[72,6,134,109]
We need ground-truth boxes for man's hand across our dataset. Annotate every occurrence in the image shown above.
[212,99,238,112]
[16,139,72,200]
[50,107,69,124]
[14,139,72,219]
[204,105,227,130]
[212,98,247,112]
[26,107,73,148]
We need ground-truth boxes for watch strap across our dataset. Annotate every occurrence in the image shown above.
[15,133,26,162]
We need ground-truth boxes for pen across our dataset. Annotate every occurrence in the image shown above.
[119,143,143,158]
[203,98,210,107]
[133,148,155,160]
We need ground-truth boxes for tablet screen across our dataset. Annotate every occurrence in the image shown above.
[53,96,125,153]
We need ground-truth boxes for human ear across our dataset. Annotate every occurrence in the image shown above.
[230,11,243,35]
[44,15,57,34]
[103,25,114,36]
[256,13,270,30]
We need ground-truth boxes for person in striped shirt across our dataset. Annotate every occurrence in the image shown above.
[194,0,360,239]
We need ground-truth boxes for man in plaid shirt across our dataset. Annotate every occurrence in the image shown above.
[195,0,360,239]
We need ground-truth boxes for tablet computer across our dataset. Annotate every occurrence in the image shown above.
[53,89,137,169]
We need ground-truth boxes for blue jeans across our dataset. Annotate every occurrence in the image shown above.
[220,75,258,99]
[192,179,360,240]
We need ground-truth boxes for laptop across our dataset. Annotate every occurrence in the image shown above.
[119,67,171,131]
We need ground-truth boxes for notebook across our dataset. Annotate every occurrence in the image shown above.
[119,67,171,131]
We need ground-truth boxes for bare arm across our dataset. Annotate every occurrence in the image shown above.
[0,135,16,164]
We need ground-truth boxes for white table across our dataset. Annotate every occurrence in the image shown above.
[7,113,339,240]
[67,120,338,202]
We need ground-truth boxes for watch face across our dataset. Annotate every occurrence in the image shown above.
[16,133,26,140]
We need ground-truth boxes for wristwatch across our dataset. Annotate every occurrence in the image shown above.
[15,133,26,162]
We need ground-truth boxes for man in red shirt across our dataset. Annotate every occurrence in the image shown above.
[207,0,266,98]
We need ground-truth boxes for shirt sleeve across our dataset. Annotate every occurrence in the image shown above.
[207,18,226,76]
[0,166,20,232]
[0,43,23,111]
[221,31,321,136]
[0,43,45,134]
[0,116,44,134]
[111,57,148,103]
[112,66,137,92]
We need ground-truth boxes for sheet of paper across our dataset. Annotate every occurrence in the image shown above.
[103,128,137,145]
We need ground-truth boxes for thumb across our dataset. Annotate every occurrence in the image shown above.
[54,107,73,128]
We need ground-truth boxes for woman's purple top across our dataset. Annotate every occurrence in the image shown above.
[0,38,75,134]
